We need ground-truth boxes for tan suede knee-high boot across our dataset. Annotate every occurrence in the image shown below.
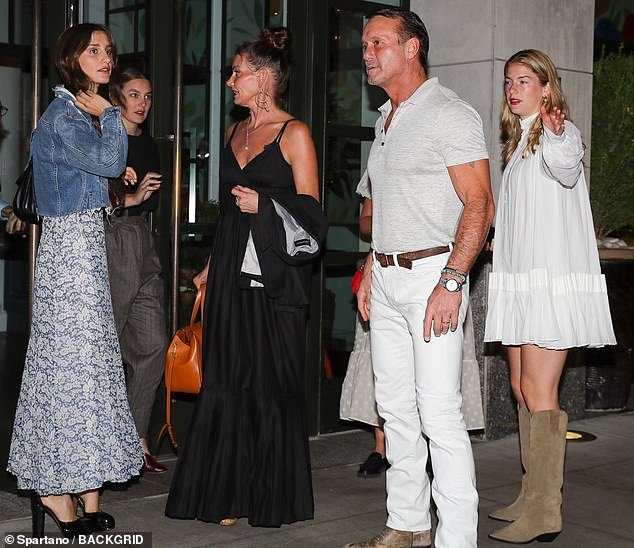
[489,405,531,522]
[489,410,568,544]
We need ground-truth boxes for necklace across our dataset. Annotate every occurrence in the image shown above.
[244,118,266,151]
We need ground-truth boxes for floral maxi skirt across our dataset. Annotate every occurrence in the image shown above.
[7,210,143,494]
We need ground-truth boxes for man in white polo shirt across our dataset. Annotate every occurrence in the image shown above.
[344,8,494,548]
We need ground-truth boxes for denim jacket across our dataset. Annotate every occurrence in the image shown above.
[32,85,128,217]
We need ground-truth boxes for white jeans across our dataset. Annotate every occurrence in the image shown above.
[370,252,478,548]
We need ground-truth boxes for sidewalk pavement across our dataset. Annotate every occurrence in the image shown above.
[1,411,633,547]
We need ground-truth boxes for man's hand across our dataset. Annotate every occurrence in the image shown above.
[423,282,462,342]
[421,158,492,342]
[356,252,373,322]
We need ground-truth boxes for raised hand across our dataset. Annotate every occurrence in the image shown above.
[125,171,161,207]
[541,104,565,136]
[75,90,113,117]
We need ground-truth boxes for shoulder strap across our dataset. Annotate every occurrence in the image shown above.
[228,121,242,144]
[275,118,297,143]
[191,282,206,324]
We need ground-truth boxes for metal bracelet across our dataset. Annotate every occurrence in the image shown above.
[441,266,467,283]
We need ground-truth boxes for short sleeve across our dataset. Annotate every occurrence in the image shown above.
[436,101,489,167]
[356,170,372,199]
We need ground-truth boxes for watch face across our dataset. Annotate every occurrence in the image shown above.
[445,278,459,291]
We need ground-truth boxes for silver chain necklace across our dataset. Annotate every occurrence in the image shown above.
[244,118,266,151]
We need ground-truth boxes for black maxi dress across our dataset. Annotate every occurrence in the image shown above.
[166,120,327,527]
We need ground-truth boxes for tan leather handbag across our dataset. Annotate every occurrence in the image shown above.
[158,283,205,448]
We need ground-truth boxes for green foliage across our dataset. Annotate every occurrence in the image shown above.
[198,200,220,223]
[591,48,634,239]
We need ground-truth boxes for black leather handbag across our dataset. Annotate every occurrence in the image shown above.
[12,158,41,224]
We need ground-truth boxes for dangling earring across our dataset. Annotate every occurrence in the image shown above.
[256,86,272,112]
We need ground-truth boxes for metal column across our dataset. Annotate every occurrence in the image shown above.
[170,0,184,334]
[27,0,42,322]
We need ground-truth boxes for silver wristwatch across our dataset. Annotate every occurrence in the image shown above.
[439,277,463,292]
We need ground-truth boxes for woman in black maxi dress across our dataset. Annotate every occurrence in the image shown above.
[166,27,327,527]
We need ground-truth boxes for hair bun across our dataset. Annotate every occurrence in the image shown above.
[262,27,291,54]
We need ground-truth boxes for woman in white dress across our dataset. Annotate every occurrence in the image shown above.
[484,49,615,544]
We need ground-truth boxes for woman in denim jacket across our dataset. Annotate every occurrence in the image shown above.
[7,24,143,538]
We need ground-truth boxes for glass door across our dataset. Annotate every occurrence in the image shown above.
[0,72,30,492]
[0,0,52,494]
[318,0,404,433]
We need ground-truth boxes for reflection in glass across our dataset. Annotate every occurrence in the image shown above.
[183,84,208,223]
[224,1,265,132]
[325,136,361,252]
[365,0,401,5]
[324,136,375,252]
[328,7,388,129]
[328,7,363,126]
[184,0,208,66]
[268,0,286,26]
[324,274,357,354]
[320,2,401,433]
[138,8,145,52]
[0,0,8,43]
[109,0,135,9]
[110,11,134,55]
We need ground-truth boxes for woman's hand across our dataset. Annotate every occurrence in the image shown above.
[541,105,565,136]
[2,206,25,235]
[231,185,259,214]
[193,259,210,289]
[75,90,113,117]
[124,171,161,207]
[123,167,137,186]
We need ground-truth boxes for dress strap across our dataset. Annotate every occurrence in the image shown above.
[275,119,297,143]
[227,121,243,144]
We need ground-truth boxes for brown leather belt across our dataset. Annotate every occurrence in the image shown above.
[374,245,450,270]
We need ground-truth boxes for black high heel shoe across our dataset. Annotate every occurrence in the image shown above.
[71,494,115,531]
[31,494,93,539]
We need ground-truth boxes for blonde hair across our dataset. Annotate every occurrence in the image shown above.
[500,49,569,167]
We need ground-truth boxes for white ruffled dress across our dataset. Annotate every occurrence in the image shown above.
[484,113,616,349]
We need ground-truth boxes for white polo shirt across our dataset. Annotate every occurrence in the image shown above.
[367,77,489,254]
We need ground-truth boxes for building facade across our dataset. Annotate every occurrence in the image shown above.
[0,0,597,493]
